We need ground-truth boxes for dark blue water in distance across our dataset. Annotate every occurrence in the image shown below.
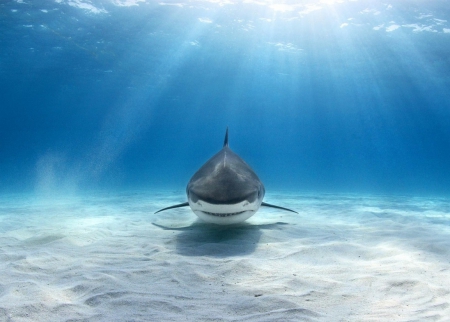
[1,0,450,196]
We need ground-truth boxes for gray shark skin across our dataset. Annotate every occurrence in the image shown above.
[155,128,297,225]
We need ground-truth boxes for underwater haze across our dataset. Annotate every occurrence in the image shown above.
[1,0,450,195]
[1,0,450,321]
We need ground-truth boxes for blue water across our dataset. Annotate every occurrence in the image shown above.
[1,0,450,196]
[2,2,450,320]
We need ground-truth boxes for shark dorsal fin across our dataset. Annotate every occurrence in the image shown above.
[223,127,229,147]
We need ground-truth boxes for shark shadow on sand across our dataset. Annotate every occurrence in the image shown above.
[152,221,289,257]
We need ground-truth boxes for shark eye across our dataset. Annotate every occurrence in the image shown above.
[257,186,265,199]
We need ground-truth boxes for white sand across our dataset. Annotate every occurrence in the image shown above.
[0,191,449,321]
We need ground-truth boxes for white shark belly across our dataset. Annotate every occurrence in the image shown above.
[193,210,256,225]
[188,200,261,225]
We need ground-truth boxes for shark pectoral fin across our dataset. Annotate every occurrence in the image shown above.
[261,202,298,214]
[154,202,189,214]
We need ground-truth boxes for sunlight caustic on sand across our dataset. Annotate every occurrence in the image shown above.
[0,191,449,321]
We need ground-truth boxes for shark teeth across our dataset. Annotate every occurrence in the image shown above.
[202,211,246,217]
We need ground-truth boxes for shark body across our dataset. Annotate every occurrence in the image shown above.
[155,128,297,225]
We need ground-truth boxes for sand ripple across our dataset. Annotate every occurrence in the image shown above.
[0,192,449,321]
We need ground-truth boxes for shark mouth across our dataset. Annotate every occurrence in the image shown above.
[201,211,247,217]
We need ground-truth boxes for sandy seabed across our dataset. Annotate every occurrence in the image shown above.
[0,191,449,322]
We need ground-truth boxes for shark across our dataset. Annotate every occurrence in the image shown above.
[154,128,297,225]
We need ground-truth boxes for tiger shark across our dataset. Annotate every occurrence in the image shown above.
[154,128,297,225]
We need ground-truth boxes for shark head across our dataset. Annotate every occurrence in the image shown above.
[154,128,297,225]
[186,140,266,224]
